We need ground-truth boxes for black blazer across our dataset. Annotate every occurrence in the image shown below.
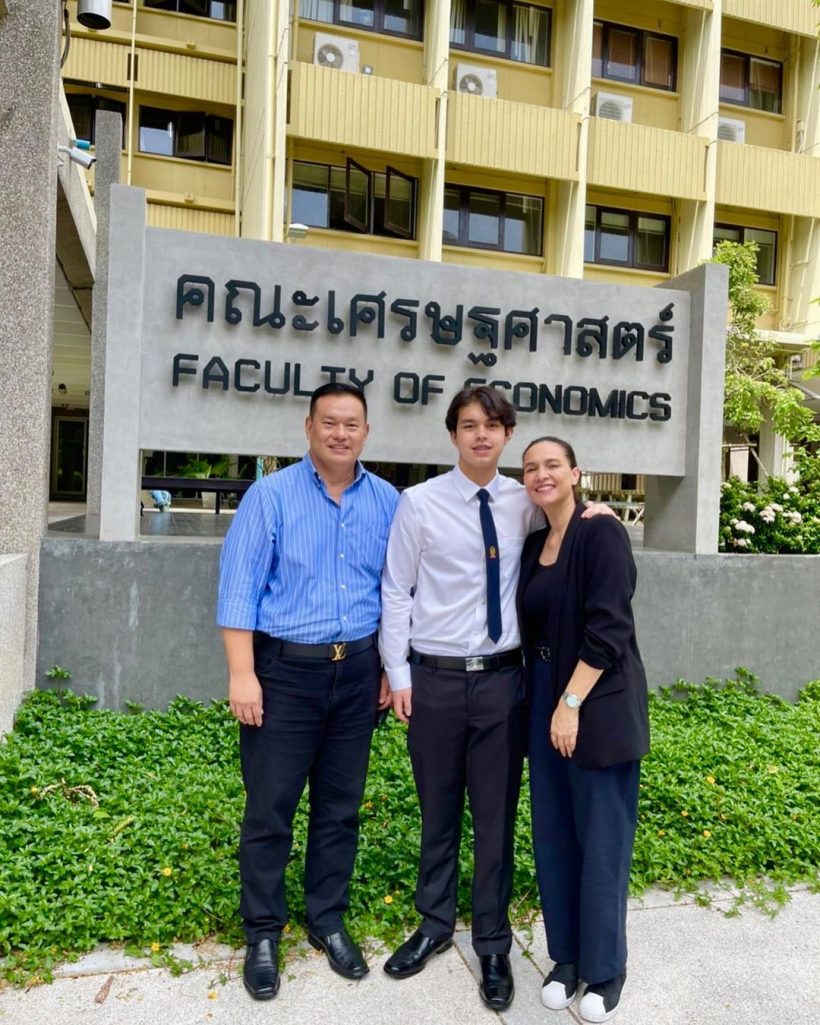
[516,502,650,769]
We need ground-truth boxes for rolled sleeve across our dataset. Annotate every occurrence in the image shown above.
[216,482,277,630]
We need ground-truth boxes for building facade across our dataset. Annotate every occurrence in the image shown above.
[59,0,820,485]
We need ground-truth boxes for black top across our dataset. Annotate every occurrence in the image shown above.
[522,562,561,646]
[516,503,650,769]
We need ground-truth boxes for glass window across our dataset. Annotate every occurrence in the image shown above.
[714,225,777,285]
[593,20,677,91]
[450,0,550,68]
[290,159,417,238]
[443,184,543,256]
[299,0,421,38]
[138,107,233,165]
[144,0,235,21]
[720,50,782,114]
[586,205,670,271]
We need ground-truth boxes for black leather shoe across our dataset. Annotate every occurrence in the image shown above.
[243,938,280,1000]
[308,925,369,979]
[383,928,454,979]
[479,954,514,1010]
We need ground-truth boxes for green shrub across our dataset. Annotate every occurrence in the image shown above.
[0,675,818,983]
[720,449,820,553]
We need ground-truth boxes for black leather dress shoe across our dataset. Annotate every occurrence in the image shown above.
[383,928,454,979]
[243,938,280,1000]
[479,953,514,1010]
[308,925,369,979]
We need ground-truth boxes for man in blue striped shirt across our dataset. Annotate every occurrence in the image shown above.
[217,382,399,1001]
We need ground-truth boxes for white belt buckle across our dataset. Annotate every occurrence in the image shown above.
[465,656,485,672]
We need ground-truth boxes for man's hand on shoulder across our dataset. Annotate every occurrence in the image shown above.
[581,501,618,519]
[392,687,412,724]
[229,670,264,727]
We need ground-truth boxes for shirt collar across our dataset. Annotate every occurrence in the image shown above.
[450,463,501,503]
[302,452,366,490]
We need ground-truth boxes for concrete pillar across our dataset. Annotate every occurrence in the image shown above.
[418,0,450,261]
[553,0,593,279]
[0,0,61,726]
[644,263,729,554]
[85,110,122,521]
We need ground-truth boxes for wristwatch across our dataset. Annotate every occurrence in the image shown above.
[562,691,583,709]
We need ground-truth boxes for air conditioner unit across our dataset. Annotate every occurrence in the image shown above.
[593,91,633,123]
[455,63,497,99]
[312,32,360,73]
[717,116,746,144]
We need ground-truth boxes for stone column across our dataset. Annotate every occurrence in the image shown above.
[0,0,61,725]
[85,110,123,520]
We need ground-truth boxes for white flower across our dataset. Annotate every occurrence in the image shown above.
[759,507,776,523]
[741,502,756,513]
[721,482,731,492]
[730,518,738,526]
[731,537,750,548]
[734,520,755,534]
[770,503,783,512]
[785,510,803,524]
[789,486,799,495]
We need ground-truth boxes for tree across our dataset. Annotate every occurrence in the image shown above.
[709,240,820,450]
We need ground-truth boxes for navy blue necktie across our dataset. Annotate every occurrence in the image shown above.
[477,488,502,642]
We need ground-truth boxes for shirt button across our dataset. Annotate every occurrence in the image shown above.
[342,615,347,620]
[340,584,346,590]
[341,523,346,529]
[339,553,345,559]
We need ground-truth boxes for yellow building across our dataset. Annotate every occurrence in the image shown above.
[59,0,820,488]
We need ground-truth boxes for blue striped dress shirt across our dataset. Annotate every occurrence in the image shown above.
[217,454,399,643]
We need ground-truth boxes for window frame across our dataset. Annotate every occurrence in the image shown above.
[298,0,423,41]
[719,48,783,115]
[450,0,551,68]
[592,19,677,92]
[584,204,671,272]
[138,106,234,166]
[65,92,127,147]
[291,158,418,240]
[443,183,544,257]
[143,0,236,23]
[713,223,778,286]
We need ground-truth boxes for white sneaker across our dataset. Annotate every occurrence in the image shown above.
[541,962,578,1010]
[578,974,626,1023]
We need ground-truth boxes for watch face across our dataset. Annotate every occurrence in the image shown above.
[563,692,581,709]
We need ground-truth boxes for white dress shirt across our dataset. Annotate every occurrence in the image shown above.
[380,465,544,691]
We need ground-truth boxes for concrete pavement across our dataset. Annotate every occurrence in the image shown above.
[1,887,817,1025]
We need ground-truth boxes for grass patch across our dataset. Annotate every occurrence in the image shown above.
[0,673,818,984]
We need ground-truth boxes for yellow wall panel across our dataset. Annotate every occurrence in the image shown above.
[718,105,789,150]
[288,63,437,158]
[291,228,419,259]
[295,24,424,84]
[147,203,234,236]
[62,36,128,88]
[716,142,820,217]
[137,48,235,106]
[722,0,819,37]
[447,95,579,180]
[587,119,707,200]
[442,247,542,275]
[132,153,234,203]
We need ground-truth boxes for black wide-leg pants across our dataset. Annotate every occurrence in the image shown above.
[528,658,640,985]
[407,661,526,955]
[238,635,380,943]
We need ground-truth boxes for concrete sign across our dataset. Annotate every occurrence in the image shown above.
[101,187,728,550]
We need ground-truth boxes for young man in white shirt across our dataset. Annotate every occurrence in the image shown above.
[379,386,540,1010]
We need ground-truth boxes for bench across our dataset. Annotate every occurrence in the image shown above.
[141,476,253,514]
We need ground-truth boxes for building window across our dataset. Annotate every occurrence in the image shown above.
[299,0,422,39]
[450,0,550,67]
[138,107,233,165]
[66,94,126,146]
[144,0,236,20]
[291,160,417,239]
[443,185,543,256]
[713,225,777,285]
[592,20,676,91]
[720,50,782,114]
[584,206,670,271]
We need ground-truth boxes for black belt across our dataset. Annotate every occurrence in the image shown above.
[409,648,522,673]
[258,633,377,662]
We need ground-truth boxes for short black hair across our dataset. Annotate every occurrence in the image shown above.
[445,386,517,434]
[308,382,367,419]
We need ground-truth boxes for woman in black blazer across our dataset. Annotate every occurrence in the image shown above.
[517,437,649,1024]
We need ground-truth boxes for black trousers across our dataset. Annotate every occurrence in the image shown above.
[238,634,380,943]
[407,661,526,955]
[528,659,640,984]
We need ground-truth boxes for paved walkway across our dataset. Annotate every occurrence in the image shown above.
[1,887,817,1025]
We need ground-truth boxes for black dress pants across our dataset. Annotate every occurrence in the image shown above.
[407,661,526,955]
[238,635,380,943]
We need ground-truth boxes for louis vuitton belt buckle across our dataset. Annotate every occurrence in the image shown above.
[330,642,347,662]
